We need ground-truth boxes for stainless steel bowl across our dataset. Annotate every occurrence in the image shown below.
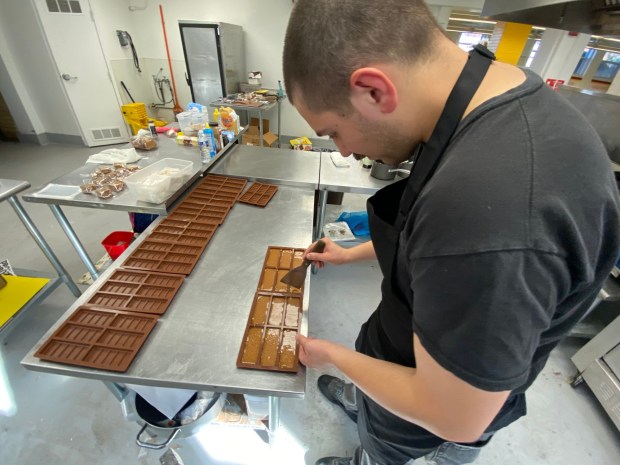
[370,161,399,180]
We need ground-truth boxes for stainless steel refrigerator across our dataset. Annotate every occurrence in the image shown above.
[179,21,245,106]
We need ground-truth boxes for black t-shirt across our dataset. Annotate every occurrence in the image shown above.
[357,70,620,463]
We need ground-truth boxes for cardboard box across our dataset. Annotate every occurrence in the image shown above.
[243,117,279,148]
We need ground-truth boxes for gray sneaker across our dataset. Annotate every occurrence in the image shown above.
[317,374,358,423]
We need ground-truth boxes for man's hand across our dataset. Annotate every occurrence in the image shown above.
[296,334,343,369]
[303,237,376,268]
[303,237,350,268]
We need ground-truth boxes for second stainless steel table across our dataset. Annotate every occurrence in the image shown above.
[22,136,241,279]
[210,144,321,189]
[315,153,394,240]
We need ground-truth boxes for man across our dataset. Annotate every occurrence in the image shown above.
[283,1,620,465]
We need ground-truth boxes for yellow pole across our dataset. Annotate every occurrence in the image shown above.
[495,22,533,65]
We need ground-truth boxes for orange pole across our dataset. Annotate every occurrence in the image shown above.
[159,4,183,114]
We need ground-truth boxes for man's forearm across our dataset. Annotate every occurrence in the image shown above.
[326,343,443,436]
[322,338,505,443]
[344,240,376,263]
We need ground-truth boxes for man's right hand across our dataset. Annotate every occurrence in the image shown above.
[304,237,350,269]
[304,237,376,268]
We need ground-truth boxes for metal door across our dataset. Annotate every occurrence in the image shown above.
[179,23,225,106]
[33,0,128,147]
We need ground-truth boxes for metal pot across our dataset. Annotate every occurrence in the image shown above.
[389,160,414,179]
[370,160,399,180]
[134,392,224,449]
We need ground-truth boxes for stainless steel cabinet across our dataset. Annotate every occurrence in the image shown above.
[572,313,620,431]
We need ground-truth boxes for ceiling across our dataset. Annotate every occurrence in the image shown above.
[447,8,620,53]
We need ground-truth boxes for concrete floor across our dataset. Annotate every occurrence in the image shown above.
[1,140,620,464]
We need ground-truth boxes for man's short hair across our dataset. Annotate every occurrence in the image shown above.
[283,0,442,112]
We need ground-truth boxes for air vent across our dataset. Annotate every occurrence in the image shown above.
[91,127,122,141]
[46,0,82,14]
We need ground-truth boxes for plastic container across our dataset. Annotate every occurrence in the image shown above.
[176,133,198,147]
[198,129,209,163]
[243,394,269,420]
[191,111,208,128]
[176,111,194,133]
[101,231,135,260]
[200,128,216,162]
[124,158,193,204]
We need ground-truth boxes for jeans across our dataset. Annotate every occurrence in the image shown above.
[340,382,488,465]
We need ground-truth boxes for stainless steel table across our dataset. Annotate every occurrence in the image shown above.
[22,136,241,280]
[22,185,313,435]
[315,153,394,240]
[210,144,320,189]
[210,95,287,147]
[0,179,81,333]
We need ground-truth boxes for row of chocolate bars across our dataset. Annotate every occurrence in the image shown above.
[34,175,279,373]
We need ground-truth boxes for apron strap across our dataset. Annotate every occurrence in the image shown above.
[396,45,495,229]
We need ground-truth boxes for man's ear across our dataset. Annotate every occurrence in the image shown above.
[349,67,398,116]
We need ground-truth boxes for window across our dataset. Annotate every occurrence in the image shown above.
[594,51,620,81]
[458,32,486,52]
[573,48,597,77]
[525,40,541,68]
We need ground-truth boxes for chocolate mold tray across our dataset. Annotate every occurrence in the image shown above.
[35,307,158,372]
[236,293,303,372]
[257,247,305,294]
[193,183,247,198]
[122,241,206,275]
[168,204,230,225]
[200,175,248,192]
[152,219,218,246]
[238,183,278,207]
[85,268,184,315]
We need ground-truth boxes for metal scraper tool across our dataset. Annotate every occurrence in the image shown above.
[279,240,326,288]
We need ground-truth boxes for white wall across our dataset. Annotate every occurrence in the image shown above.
[90,0,315,138]
[0,0,495,141]
[530,29,591,84]
[0,0,80,137]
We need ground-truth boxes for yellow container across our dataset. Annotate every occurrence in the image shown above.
[121,103,148,123]
[123,116,147,135]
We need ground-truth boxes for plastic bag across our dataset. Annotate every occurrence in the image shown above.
[186,102,205,112]
[323,221,356,241]
[174,391,219,426]
[87,148,142,164]
[336,211,370,237]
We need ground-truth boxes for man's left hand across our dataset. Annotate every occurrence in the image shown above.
[296,334,343,370]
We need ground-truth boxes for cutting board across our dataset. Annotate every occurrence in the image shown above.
[0,275,50,327]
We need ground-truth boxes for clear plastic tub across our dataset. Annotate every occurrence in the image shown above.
[176,112,194,133]
[243,394,269,420]
[124,158,193,204]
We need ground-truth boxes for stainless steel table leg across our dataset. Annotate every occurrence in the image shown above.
[49,204,100,280]
[7,196,81,297]
[103,381,129,401]
[259,110,264,147]
[315,190,328,242]
[277,100,282,148]
[268,395,280,441]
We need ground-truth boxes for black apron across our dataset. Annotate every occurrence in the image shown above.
[358,44,496,365]
[355,45,525,464]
